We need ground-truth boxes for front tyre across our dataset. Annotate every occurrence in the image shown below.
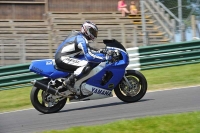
[30,79,67,114]
[114,70,147,103]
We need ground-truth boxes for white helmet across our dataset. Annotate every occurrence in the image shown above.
[81,21,98,41]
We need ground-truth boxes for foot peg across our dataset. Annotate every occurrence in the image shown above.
[63,83,76,93]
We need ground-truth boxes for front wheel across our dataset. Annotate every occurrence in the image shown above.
[30,79,67,114]
[114,70,147,103]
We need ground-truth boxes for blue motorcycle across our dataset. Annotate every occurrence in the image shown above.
[29,39,147,114]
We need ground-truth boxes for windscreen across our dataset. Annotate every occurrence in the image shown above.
[103,39,126,52]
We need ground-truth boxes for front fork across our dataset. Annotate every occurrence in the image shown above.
[123,76,132,88]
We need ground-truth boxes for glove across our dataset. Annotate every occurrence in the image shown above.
[106,50,120,62]
[105,54,113,62]
[99,48,107,54]
[106,50,114,56]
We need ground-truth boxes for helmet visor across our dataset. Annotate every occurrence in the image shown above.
[89,28,98,38]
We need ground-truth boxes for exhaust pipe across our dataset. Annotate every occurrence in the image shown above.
[31,80,59,95]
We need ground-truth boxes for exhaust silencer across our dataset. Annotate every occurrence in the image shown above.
[31,80,58,95]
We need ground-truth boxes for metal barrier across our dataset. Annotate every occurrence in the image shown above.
[127,40,200,70]
[1,40,200,91]
[0,63,42,91]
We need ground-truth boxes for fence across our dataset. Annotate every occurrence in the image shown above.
[0,34,54,66]
[0,63,43,91]
[1,40,200,91]
[0,24,138,66]
[156,0,200,41]
[127,39,200,70]
[146,0,176,40]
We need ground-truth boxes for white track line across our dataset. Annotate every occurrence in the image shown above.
[147,85,200,93]
[1,85,200,115]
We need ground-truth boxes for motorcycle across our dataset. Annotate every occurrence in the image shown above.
[29,39,147,114]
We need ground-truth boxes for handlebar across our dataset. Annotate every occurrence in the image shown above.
[101,49,120,63]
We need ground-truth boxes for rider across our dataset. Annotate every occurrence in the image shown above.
[55,21,110,94]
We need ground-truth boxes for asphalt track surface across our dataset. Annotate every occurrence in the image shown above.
[0,86,200,133]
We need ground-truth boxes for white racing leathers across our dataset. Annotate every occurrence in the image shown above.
[55,31,106,78]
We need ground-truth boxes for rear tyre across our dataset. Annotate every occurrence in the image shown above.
[114,70,147,103]
[30,79,67,114]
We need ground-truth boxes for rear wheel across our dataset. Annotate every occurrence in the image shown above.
[114,70,147,103]
[30,79,67,114]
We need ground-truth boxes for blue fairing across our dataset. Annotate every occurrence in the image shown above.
[86,50,129,90]
[29,59,69,79]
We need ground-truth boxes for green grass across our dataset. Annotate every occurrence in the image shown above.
[0,87,32,112]
[1,63,200,112]
[42,111,200,133]
[142,63,200,90]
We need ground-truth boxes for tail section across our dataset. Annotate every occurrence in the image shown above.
[29,59,69,79]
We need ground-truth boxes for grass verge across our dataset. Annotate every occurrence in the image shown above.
[0,87,32,112]
[142,63,200,90]
[41,111,200,133]
[1,63,200,112]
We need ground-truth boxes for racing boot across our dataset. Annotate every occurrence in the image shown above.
[63,74,77,93]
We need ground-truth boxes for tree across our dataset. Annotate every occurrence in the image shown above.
[159,0,196,19]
